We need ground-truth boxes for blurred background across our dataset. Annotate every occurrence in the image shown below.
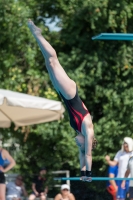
[1,0,133,199]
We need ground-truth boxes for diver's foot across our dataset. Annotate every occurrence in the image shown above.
[28,19,42,35]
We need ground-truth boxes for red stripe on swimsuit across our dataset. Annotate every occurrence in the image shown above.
[59,87,89,132]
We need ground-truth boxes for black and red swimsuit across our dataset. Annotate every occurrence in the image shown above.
[60,87,89,132]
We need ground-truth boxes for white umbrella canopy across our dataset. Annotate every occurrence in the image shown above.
[0,89,65,128]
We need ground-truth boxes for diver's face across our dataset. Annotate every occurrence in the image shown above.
[75,134,85,152]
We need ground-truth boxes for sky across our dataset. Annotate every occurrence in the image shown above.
[45,17,61,32]
[37,16,61,32]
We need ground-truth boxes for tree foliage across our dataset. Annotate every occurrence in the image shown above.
[1,0,133,198]
[34,0,133,168]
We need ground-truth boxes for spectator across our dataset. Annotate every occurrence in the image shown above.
[6,175,28,200]
[29,167,48,200]
[54,184,75,200]
[105,137,133,200]
[106,165,118,200]
[121,155,133,200]
[0,147,16,200]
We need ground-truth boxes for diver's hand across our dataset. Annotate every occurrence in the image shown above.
[80,176,92,182]
[80,176,86,181]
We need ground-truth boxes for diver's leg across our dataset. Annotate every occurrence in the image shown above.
[28,20,76,99]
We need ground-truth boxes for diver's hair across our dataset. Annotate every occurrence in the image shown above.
[92,137,97,149]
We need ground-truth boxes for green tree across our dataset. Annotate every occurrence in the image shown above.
[1,0,133,199]
[36,0,133,167]
[0,0,79,174]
